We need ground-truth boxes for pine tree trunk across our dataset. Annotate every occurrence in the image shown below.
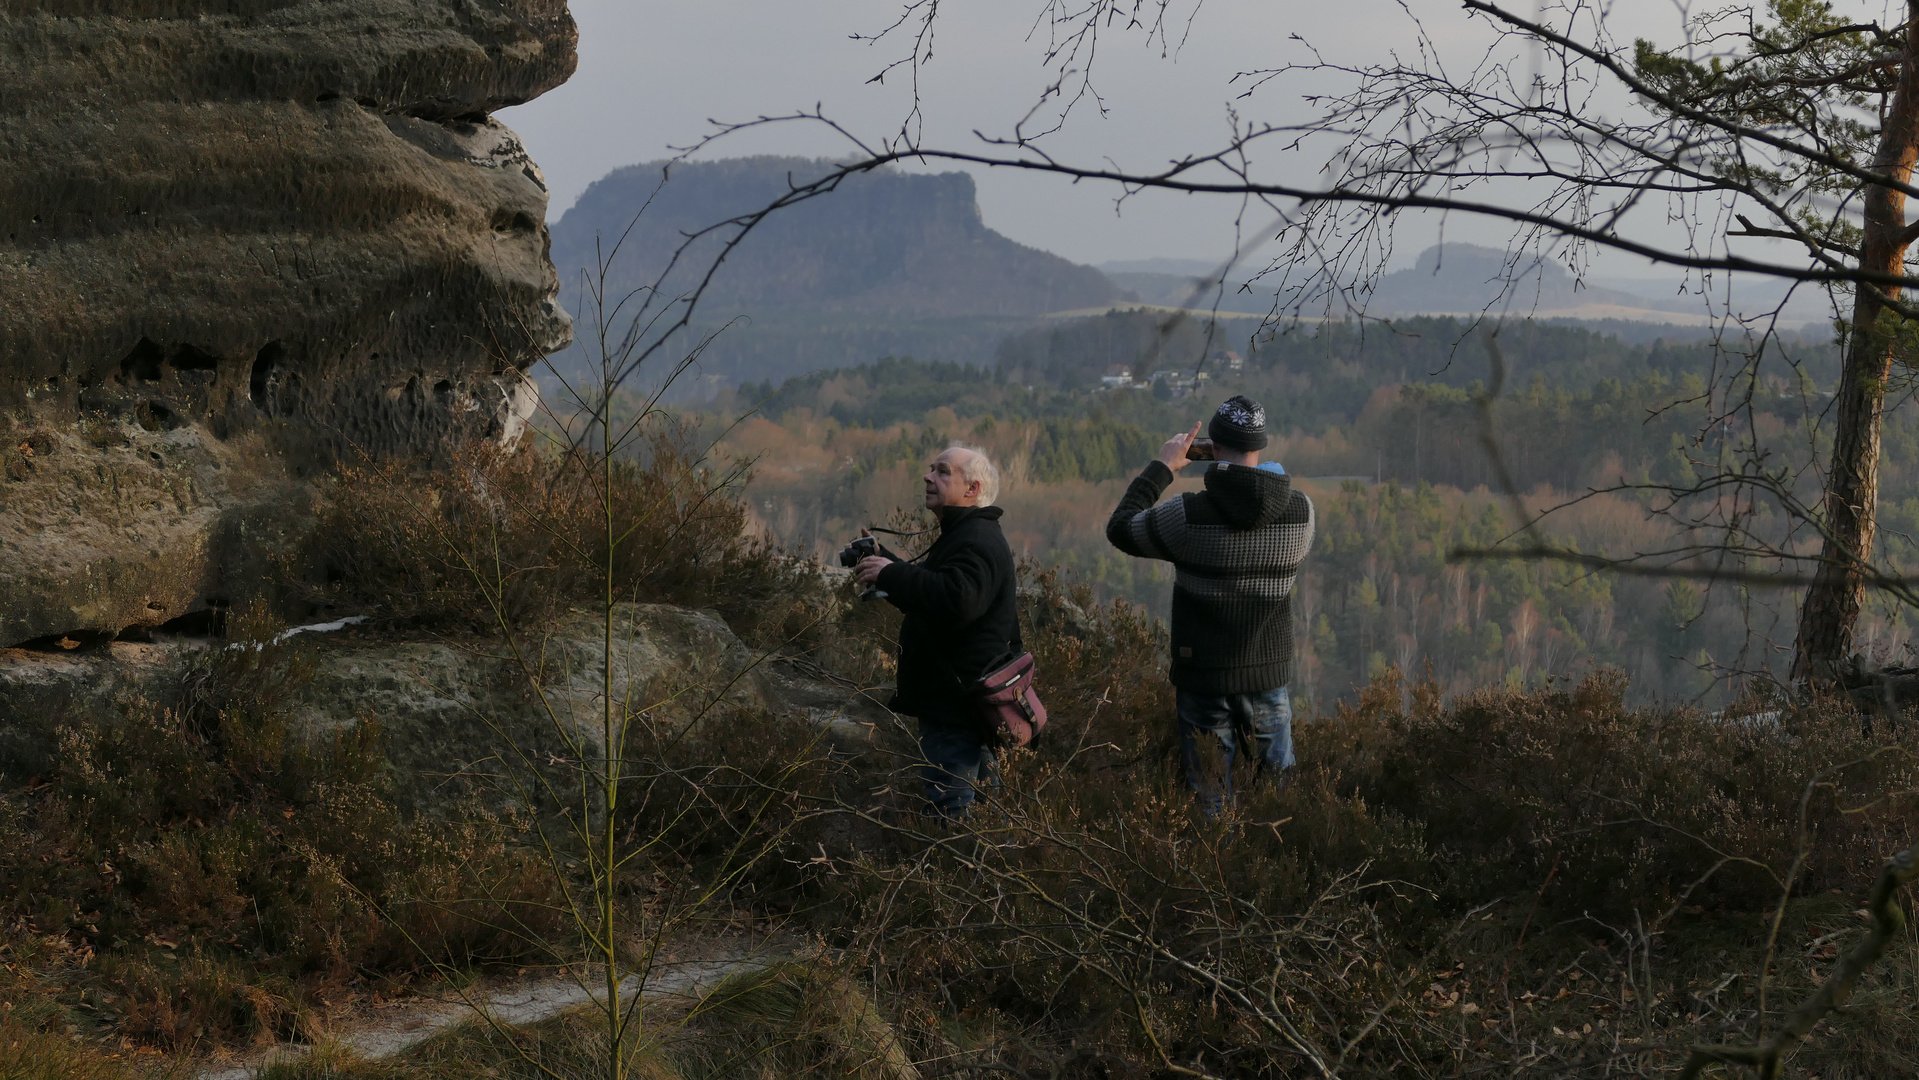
[1794,8,1919,687]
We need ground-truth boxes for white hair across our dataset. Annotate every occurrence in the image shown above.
[943,442,1000,507]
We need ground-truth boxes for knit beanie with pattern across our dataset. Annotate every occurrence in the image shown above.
[1208,394,1268,452]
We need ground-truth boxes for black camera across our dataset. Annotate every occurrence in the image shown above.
[837,535,887,602]
[837,535,879,568]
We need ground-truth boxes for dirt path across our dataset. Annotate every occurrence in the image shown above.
[193,952,772,1080]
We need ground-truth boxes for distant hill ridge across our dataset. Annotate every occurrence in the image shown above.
[541,160,1817,397]
[1098,244,1825,326]
[1367,244,1694,315]
[548,157,1122,319]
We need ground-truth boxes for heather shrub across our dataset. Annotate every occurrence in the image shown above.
[0,644,563,1050]
[988,571,1919,924]
[293,422,827,648]
[611,702,845,906]
[767,566,1919,1077]
[1308,672,1919,919]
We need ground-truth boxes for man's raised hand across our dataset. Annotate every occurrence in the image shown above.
[1157,421,1203,470]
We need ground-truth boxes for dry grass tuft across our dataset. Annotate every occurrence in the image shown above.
[0,1016,142,1080]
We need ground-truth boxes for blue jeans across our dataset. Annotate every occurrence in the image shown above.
[1176,686,1293,816]
[918,714,994,818]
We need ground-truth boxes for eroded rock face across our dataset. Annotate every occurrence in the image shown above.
[0,423,306,648]
[0,605,898,812]
[0,0,576,644]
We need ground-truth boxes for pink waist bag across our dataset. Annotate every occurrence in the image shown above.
[971,651,1048,748]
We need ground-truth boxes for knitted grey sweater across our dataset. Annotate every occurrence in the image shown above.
[1105,460,1315,694]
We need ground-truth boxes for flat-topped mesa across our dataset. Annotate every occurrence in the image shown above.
[0,0,577,646]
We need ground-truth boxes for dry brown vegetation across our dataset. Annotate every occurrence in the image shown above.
[248,960,921,1080]
[0,640,563,1054]
[758,579,1919,1079]
[286,425,826,651]
[5,424,1919,1079]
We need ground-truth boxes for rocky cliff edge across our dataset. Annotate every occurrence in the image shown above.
[0,604,899,813]
[0,0,577,646]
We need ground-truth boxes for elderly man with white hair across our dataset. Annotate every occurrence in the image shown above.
[854,443,1021,818]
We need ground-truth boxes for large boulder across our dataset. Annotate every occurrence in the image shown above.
[0,0,577,646]
[0,605,899,811]
[287,605,788,805]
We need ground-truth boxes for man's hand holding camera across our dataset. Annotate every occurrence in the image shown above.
[852,528,891,585]
[1158,421,1203,470]
[834,530,893,600]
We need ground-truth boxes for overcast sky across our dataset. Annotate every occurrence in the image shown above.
[500,0,1453,268]
[496,0,1836,276]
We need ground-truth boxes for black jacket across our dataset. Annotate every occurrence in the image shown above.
[875,505,1021,718]
[1106,461,1315,694]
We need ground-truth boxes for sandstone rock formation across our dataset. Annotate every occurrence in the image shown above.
[0,605,897,812]
[0,0,577,646]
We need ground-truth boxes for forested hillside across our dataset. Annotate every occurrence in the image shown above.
[690,315,1897,708]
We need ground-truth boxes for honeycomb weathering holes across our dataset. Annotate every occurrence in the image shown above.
[251,342,286,413]
[119,338,164,382]
[168,344,220,371]
[492,209,538,234]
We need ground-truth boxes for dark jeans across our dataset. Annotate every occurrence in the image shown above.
[1176,686,1293,816]
[917,712,994,818]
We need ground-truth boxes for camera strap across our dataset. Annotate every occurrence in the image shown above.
[866,525,935,564]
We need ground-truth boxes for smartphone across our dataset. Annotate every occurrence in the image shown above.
[1186,437,1216,461]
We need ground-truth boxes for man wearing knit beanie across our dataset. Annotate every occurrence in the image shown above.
[1105,394,1316,815]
